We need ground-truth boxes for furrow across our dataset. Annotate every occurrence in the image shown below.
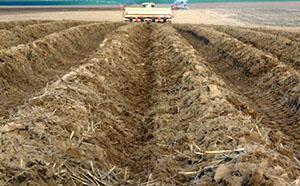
[176,25,300,155]
[213,25,300,71]
[0,22,122,117]
[0,20,85,50]
[0,20,51,30]
[0,23,298,185]
[251,27,300,43]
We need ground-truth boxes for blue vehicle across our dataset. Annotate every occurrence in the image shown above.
[172,0,189,10]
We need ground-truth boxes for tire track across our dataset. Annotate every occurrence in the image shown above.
[176,25,300,156]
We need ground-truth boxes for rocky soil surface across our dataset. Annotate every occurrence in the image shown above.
[0,21,299,185]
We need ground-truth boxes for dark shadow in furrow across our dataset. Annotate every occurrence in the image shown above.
[125,25,158,182]
[0,23,121,118]
[177,28,300,157]
[212,26,300,72]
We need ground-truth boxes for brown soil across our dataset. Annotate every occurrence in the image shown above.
[250,27,300,42]
[0,22,299,185]
[0,22,122,117]
[0,21,86,50]
[1,3,300,28]
[176,25,300,156]
[212,25,300,72]
[0,20,51,30]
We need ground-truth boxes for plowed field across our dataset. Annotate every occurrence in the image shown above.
[0,21,299,185]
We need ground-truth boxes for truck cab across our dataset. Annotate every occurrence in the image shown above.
[142,2,155,8]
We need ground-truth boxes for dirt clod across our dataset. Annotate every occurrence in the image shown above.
[0,21,299,185]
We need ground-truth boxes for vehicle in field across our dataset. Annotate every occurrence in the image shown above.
[172,0,189,10]
[123,2,173,23]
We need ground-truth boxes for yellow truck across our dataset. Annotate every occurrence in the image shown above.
[123,3,173,23]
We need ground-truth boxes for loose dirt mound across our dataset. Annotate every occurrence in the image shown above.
[0,23,148,185]
[176,25,300,155]
[0,22,122,117]
[0,23,299,185]
[212,25,300,71]
[251,27,300,43]
[0,21,85,50]
[146,25,299,184]
[0,20,51,30]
